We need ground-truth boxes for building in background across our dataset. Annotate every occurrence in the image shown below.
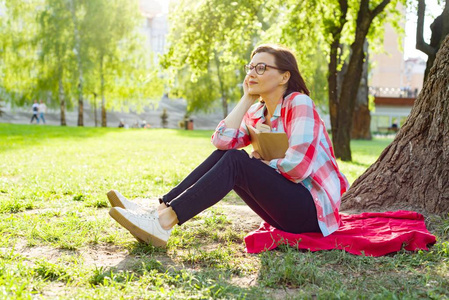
[369,15,425,133]
[139,0,169,63]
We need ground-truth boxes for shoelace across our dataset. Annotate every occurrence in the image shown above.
[132,209,158,220]
[127,208,172,233]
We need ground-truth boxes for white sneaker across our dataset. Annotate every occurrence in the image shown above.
[109,207,172,247]
[107,190,157,216]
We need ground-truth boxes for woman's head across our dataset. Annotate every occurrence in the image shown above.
[250,44,310,97]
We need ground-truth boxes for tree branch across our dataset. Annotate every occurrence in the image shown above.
[370,0,391,18]
[416,0,437,56]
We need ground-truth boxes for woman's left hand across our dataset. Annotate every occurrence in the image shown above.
[251,151,270,165]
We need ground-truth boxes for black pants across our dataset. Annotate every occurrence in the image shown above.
[30,114,39,123]
[161,149,320,234]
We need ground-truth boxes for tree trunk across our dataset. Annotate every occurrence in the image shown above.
[328,1,348,141]
[58,66,66,126]
[100,56,107,127]
[328,40,343,141]
[334,33,368,160]
[213,52,228,118]
[332,0,391,161]
[351,40,371,140]
[341,35,449,215]
[69,0,84,127]
[93,93,98,127]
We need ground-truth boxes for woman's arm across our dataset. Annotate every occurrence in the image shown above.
[211,76,259,149]
[224,76,259,128]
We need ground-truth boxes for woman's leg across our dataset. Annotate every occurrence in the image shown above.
[233,186,284,230]
[168,149,320,234]
[160,150,227,204]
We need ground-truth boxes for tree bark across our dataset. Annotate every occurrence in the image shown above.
[333,0,390,161]
[69,0,84,127]
[214,52,228,119]
[100,55,107,127]
[341,35,449,215]
[58,65,66,126]
[328,0,348,141]
[351,40,371,140]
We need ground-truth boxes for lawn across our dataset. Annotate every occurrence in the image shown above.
[0,123,448,299]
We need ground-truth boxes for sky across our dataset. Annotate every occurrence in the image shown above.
[403,0,445,59]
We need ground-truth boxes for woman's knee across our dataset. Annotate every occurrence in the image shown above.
[222,149,249,162]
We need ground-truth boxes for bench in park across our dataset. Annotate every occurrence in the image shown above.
[377,126,399,135]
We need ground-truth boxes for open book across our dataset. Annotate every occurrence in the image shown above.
[247,123,288,161]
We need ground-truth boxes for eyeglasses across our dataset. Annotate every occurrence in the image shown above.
[244,63,282,75]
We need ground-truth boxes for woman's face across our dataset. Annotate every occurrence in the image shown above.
[246,52,288,97]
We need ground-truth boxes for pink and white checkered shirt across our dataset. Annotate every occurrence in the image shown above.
[211,92,349,236]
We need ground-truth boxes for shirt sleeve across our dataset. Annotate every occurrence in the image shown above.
[211,119,251,150]
[273,95,321,183]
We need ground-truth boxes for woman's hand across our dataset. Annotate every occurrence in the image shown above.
[250,151,270,165]
[250,151,261,159]
[222,76,259,129]
[242,75,260,103]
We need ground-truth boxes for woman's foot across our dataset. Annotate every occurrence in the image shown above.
[109,207,172,247]
[107,190,157,216]
[158,207,179,230]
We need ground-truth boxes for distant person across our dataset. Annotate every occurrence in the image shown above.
[38,100,47,124]
[30,100,39,124]
[391,119,399,131]
[118,120,125,128]
[107,44,349,247]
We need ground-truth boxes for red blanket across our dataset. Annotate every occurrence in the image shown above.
[245,210,436,256]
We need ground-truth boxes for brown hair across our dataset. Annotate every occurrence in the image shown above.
[251,44,310,96]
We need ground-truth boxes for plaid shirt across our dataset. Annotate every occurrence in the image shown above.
[211,92,349,236]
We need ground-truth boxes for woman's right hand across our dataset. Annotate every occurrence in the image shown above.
[242,75,260,103]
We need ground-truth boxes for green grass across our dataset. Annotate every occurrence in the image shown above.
[0,123,448,299]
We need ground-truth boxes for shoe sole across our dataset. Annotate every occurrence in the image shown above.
[109,207,167,247]
[107,190,126,209]
[107,190,145,243]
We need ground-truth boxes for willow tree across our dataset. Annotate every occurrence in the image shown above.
[0,0,44,106]
[83,0,144,127]
[341,35,449,214]
[37,0,76,126]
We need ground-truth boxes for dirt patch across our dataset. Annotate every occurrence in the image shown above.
[218,203,264,233]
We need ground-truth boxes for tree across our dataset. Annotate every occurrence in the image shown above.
[265,0,404,159]
[1,0,163,126]
[341,35,449,215]
[416,0,448,82]
[37,0,76,126]
[68,0,87,126]
[329,0,404,161]
[0,0,44,106]
[162,0,265,118]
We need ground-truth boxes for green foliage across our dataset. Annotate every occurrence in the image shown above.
[162,0,265,117]
[0,0,163,124]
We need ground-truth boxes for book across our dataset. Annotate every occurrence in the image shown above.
[247,123,289,161]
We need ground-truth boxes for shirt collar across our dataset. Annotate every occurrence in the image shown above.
[251,102,265,119]
[273,99,282,117]
[251,98,283,120]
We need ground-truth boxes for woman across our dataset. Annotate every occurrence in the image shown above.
[108,44,349,247]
